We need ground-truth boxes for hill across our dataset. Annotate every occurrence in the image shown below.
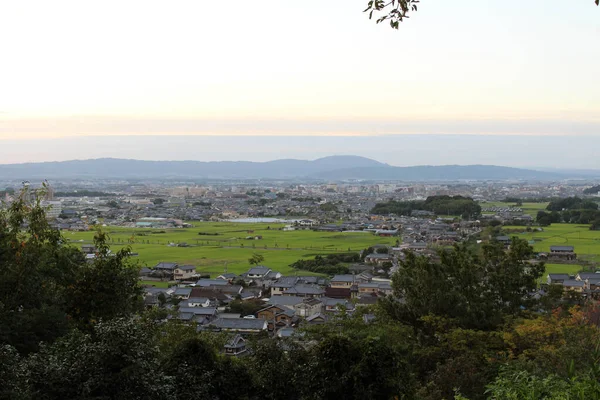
[0,157,582,181]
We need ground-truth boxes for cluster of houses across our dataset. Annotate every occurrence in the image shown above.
[142,263,393,353]
[547,270,600,297]
[481,207,533,224]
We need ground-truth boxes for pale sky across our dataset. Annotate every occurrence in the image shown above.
[0,0,599,166]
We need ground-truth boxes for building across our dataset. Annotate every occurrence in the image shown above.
[174,265,196,280]
[293,298,323,318]
[224,335,248,356]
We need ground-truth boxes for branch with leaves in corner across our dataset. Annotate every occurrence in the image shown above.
[364,0,419,29]
[365,0,599,29]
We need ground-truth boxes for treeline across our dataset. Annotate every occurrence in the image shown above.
[54,190,116,197]
[546,197,598,211]
[536,197,600,228]
[583,185,600,195]
[289,253,360,274]
[371,195,481,218]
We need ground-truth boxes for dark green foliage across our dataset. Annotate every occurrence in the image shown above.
[584,185,600,195]
[25,318,174,400]
[371,195,481,218]
[63,230,143,330]
[538,205,600,225]
[319,202,338,212]
[289,252,360,274]
[0,187,142,353]
[547,197,599,211]
[381,239,543,330]
[0,345,29,400]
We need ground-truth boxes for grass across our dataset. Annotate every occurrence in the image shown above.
[65,222,398,276]
[539,263,583,284]
[503,223,600,264]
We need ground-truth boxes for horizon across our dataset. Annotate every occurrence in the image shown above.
[1,134,600,170]
[1,0,599,167]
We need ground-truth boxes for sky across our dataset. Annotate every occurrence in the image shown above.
[0,0,599,167]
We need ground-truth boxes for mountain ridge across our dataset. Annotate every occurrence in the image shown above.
[0,156,594,181]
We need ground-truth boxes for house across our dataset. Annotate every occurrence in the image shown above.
[181,297,211,308]
[306,313,328,325]
[324,287,352,299]
[81,244,97,254]
[207,318,268,334]
[375,229,398,237]
[266,296,304,309]
[562,280,584,293]
[330,274,357,288]
[271,276,300,296]
[174,265,196,281]
[196,279,230,287]
[224,334,248,356]
[153,262,178,279]
[547,274,571,285]
[246,266,273,279]
[276,327,300,338]
[190,287,231,305]
[174,307,218,324]
[294,298,323,318]
[256,305,289,321]
[576,272,600,281]
[550,246,577,260]
[496,236,512,247]
[173,287,192,299]
[154,262,178,272]
[408,242,427,252]
[217,273,239,282]
[322,297,355,313]
[282,284,325,298]
[364,253,394,265]
[357,282,392,296]
[256,305,296,331]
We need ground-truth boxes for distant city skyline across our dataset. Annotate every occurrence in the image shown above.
[1,1,598,165]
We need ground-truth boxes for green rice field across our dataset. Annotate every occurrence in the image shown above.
[65,222,398,276]
[504,223,600,264]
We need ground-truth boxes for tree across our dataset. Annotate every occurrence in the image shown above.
[248,252,265,266]
[152,198,165,205]
[381,239,543,330]
[25,317,174,400]
[0,187,82,354]
[364,0,599,30]
[63,230,143,330]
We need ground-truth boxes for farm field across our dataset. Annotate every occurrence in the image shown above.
[504,223,600,264]
[65,222,397,276]
[481,201,549,217]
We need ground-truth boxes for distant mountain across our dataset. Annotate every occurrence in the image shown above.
[0,156,386,180]
[0,156,591,181]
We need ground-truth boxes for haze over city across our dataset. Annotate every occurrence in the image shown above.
[1,0,599,167]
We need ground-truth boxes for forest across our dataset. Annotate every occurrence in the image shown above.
[371,196,482,219]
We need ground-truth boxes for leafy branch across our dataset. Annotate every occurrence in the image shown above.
[364,0,420,29]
